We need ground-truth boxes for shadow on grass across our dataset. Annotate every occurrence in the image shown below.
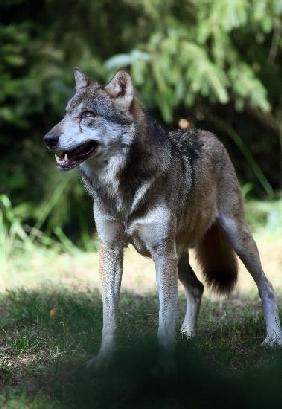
[1,288,282,408]
[51,341,282,409]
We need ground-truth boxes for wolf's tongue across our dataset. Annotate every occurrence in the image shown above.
[63,157,76,166]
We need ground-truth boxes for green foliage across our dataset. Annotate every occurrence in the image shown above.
[107,0,281,119]
[0,194,95,275]
[0,0,281,242]
[246,199,282,232]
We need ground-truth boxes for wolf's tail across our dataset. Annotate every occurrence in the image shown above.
[195,223,238,293]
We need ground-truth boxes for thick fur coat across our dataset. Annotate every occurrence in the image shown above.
[44,69,282,368]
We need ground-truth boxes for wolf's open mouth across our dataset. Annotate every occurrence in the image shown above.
[55,141,98,170]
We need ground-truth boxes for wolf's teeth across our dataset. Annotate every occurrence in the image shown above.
[55,154,60,162]
[64,153,68,161]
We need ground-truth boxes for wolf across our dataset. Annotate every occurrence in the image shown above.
[43,68,282,368]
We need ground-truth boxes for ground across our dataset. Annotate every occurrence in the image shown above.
[0,228,282,408]
[2,230,282,295]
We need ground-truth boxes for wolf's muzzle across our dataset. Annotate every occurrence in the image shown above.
[43,130,59,150]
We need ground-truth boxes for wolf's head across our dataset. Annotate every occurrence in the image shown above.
[43,69,139,170]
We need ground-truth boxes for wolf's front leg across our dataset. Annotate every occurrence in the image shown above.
[87,245,123,368]
[154,246,178,371]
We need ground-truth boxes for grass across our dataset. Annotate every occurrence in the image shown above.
[1,288,282,408]
[1,196,282,407]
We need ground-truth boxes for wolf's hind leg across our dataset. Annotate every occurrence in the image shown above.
[219,215,282,346]
[178,251,204,337]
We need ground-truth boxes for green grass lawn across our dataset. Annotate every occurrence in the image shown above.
[1,198,282,408]
[1,287,282,409]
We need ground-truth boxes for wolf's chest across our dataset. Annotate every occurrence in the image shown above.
[81,165,129,214]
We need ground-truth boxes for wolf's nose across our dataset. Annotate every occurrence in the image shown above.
[44,131,59,149]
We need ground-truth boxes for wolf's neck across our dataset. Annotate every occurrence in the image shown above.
[80,110,171,216]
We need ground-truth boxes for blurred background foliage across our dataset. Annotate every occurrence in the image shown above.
[0,0,282,249]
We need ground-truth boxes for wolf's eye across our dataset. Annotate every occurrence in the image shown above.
[81,111,95,118]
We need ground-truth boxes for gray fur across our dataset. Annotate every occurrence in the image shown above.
[43,69,282,369]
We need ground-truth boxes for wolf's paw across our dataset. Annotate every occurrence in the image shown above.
[261,333,282,348]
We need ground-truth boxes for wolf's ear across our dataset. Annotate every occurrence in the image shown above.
[73,67,91,91]
[105,71,134,110]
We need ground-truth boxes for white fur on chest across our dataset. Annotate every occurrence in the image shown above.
[81,151,155,218]
[94,199,173,257]
[127,205,173,256]
[81,151,127,213]
[99,155,125,212]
